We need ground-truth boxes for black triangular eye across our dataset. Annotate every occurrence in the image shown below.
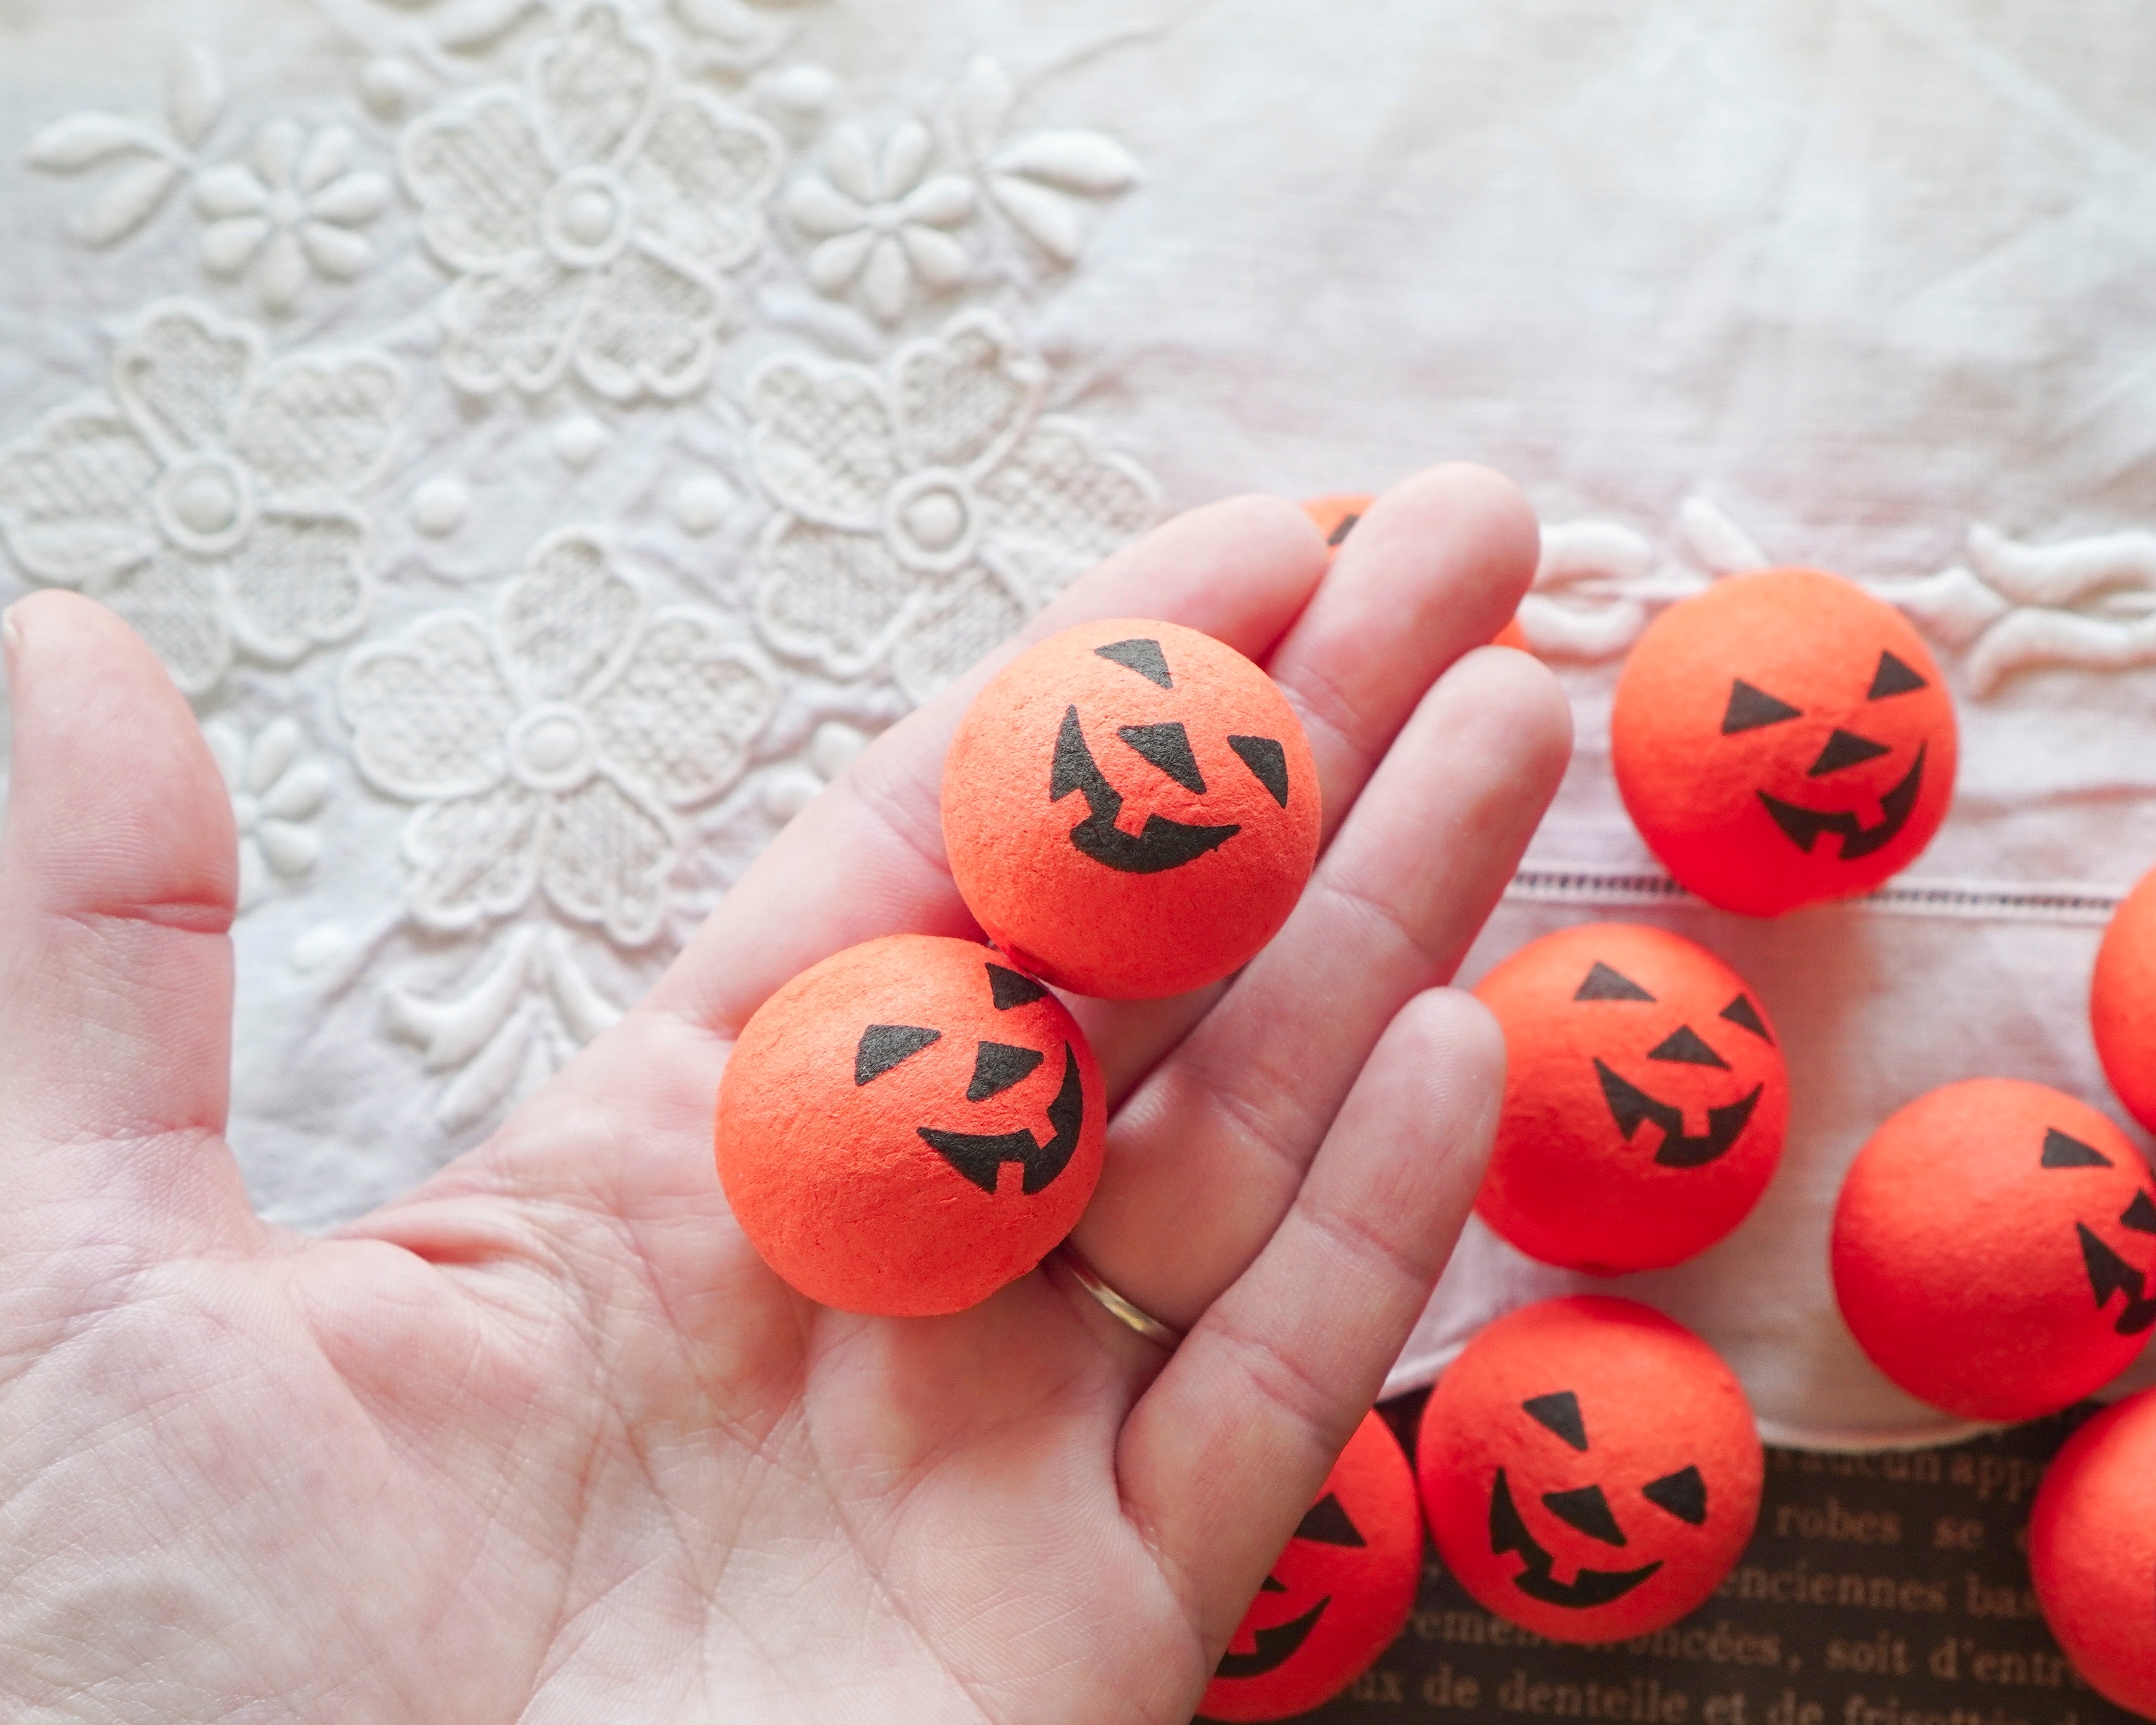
[1259,1574,1287,1592]
[1523,1390,1588,1451]
[1541,1484,1627,1547]
[1646,1025,1729,1069]
[1868,651,1928,698]
[2123,1192,2156,1235]
[1094,637,1173,688]
[1722,680,1803,734]
[1719,993,1772,1044]
[1642,1465,1707,1526]
[1575,962,1655,1003]
[2043,1128,2114,1169]
[1228,734,1289,807]
[1117,721,1206,794]
[856,1024,940,1085]
[1293,1492,1367,1547]
[986,963,1048,1010]
[1327,511,1361,547]
[968,1041,1044,1101]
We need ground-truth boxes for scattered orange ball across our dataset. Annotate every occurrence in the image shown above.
[1299,492,1530,648]
[1831,1079,2156,1420]
[1472,923,1788,1274]
[715,934,1106,1316]
[943,618,1320,999]
[1302,492,1373,561]
[1199,1411,1422,1723]
[1611,568,1956,917]
[2029,1389,2156,1720]
[1418,1297,1762,1644]
[2093,862,2156,1134]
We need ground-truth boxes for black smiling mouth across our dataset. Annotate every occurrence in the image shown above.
[1490,1470,1662,1610]
[1594,1063,1762,1170]
[1051,706,1239,874]
[917,1042,1083,1196]
[1214,1593,1330,1679]
[1756,745,1926,862]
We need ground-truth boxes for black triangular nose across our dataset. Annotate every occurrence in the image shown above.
[1808,728,1892,777]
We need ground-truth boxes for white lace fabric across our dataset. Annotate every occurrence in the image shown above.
[4,0,2155,1449]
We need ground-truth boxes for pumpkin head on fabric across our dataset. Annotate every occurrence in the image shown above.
[1831,1078,2156,1420]
[1418,1297,1763,1644]
[1611,568,1956,916]
[2091,861,2156,1135]
[2028,1387,2156,1721]
[943,618,1320,999]
[1472,923,1788,1275]
[714,934,1106,1316]
[1199,1410,1422,1723]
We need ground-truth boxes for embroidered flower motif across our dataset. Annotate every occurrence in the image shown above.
[1883,524,2156,696]
[386,923,623,1129]
[670,0,809,79]
[745,309,1160,703]
[205,716,333,908]
[340,528,781,945]
[25,45,225,247]
[786,121,974,322]
[0,298,403,695]
[398,2,782,401]
[193,121,392,312]
[948,56,1139,266]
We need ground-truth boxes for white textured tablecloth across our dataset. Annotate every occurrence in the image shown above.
[5,0,2155,1448]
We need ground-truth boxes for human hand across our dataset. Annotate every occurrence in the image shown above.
[0,465,1568,1721]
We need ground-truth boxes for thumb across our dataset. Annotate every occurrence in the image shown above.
[0,592,253,1243]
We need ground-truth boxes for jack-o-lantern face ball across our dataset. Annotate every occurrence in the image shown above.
[714,934,1106,1316]
[943,618,1320,999]
[1301,494,1530,649]
[1830,1079,2156,1421]
[1417,1297,1763,1644]
[2092,863,2156,1135]
[1199,1411,1422,1723]
[1610,568,1956,917]
[1471,924,1788,1275]
[2029,1388,2156,1720]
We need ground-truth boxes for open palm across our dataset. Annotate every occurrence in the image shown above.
[0,468,1568,1722]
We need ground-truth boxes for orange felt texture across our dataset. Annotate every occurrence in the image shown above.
[1299,493,1529,649]
[1200,1410,1423,1723]
[2029,1389,2156,1720]
[1830,1078,2156,1420]
[1417,1297,1762,1645]
[714,934,1106,1316]
[943,617,1321,999]
[1609,568,1956,917]
[1472,923,1788,1275]
[2092,861,2156,1134]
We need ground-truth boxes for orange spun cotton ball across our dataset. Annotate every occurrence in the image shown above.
[1302,492,1373,562]
[1301,492,1529,648]
[1831,1079,2156,1420]
[2092,863,2156,1134]
[1472,923,1788,1275]
[714,934,1106,1317]
[1199,1411,1422,1723]
[1611,568,1957,917]
[2030,1389,2156,1720]
[1418,1297,1763,1644]
[943,618,1320,999]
